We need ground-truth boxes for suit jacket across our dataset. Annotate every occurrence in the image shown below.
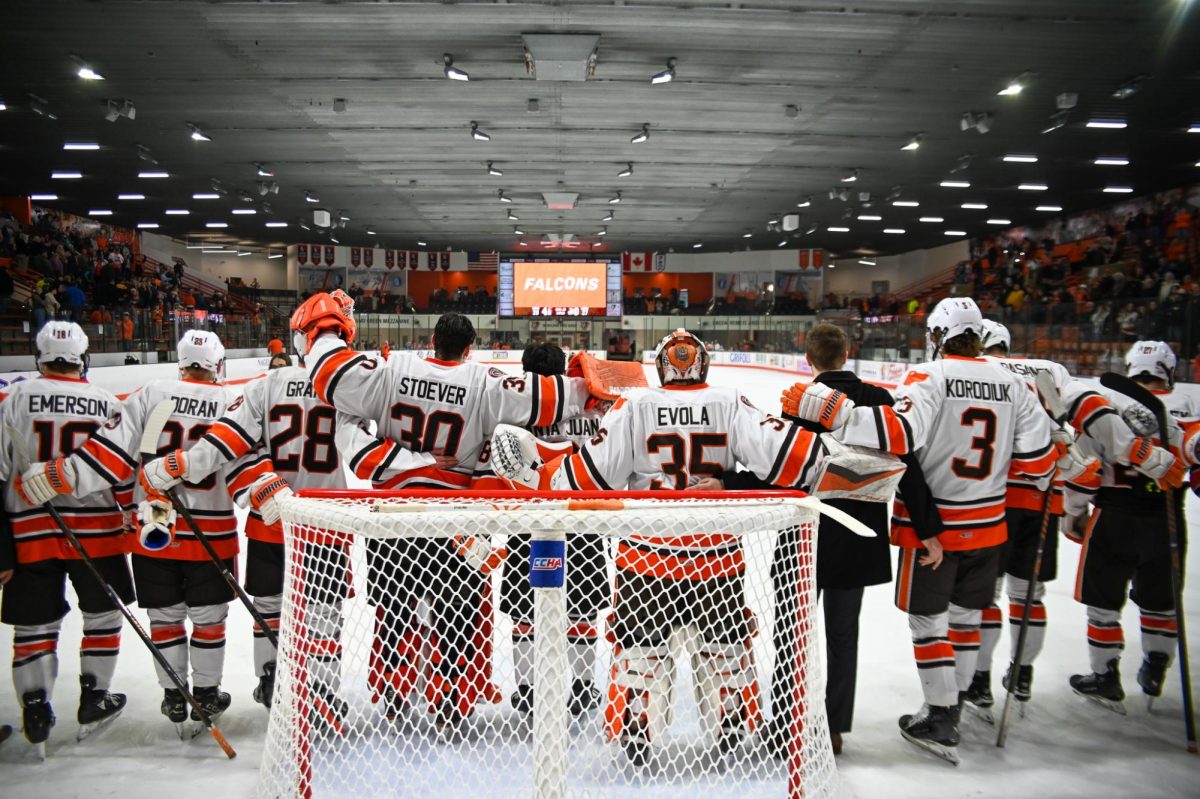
[722,370,943,589]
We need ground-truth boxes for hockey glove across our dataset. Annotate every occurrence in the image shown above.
[453,534,506,575]
[1061,512,1086,545]
[15,458,76,506]
[136,497,177,551]
[780,382,854,430]
[1051,430,1101,487]
[1128,438,1185,490]
[489,424,573,491]
[249,472,294,526]
[141,448,188,494]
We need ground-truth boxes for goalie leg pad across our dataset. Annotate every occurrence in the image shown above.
[692,640,762,744]
[809,435,906,502]
[604,644,675,745]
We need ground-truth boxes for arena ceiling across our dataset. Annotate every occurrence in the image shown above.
[1,0,1198,260]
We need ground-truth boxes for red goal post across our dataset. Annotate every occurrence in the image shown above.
[259,489,839,799]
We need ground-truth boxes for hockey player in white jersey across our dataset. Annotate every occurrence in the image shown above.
[489,329,883,766]
[0,322,132,748]
[22,330,274,733]
[1066,341,1191,712]
[783,298,1059,763]
[289,294,591,731]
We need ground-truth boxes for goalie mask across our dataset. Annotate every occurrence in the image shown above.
[177,329,226,381]
[1125,340,1176,388]
[36,321,89,374]
[654,329,709,386]
[979,319,1011,354]
[926,297,983,360]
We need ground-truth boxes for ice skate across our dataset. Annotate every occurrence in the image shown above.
[621,712,651,769]
[961,671,994,725]
[1137,652,1170,711]
[898,704,960,766]
[188,686,231,739]
[1003,663,1034,717]
[0,724,12,746]
[1070,659,1126,715]
[510,684,533,717]
[253,661,276,710]
[22,690,55,760]
[76,675,126,741]
[568,679,599,717]
[161,687,193,740]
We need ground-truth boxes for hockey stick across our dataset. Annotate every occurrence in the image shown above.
[138,400,278,649]
[996,370,1063,748]
[1099,371,1197,754]
[4,424,236,758]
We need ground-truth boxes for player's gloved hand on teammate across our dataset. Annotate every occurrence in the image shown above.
[15,458,76,506]
[1061,512,1087,544]
[136,496,177,551]
[1128,437,1185,489]
[142,448,188,494]
[780,382,854,430]
[1051,430,1101,486]
[489,424,573,490]
[453,534,506,574]
[249,472,294,526]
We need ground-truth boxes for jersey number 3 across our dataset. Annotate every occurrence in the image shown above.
[951,407,997,480]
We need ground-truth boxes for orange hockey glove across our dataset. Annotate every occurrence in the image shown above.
[15,458,75,506]
[780,382,853,429]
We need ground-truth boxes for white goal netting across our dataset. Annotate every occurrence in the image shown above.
[258,490,837,799]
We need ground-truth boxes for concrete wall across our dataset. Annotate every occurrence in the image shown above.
[825,239,969,296]
[140,233,291,290]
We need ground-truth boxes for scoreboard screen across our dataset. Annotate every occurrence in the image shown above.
[498,259,622,317]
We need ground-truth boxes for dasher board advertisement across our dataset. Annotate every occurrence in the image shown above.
[498,260,623,317]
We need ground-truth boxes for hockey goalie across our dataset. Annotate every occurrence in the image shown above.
[489,329,903,766]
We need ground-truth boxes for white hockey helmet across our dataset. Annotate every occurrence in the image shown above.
[1125,340,1176,387]
[177,329,226,380]
[979,319,1011,354]
[654,328,710,386]
[36,321,89,371]
[926,297,983,360]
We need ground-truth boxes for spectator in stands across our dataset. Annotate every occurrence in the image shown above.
[89,305,113,325]
[119,312,134,344]
[1118,302,1139,342]
[0,262,13,312]
[63,279,86,321]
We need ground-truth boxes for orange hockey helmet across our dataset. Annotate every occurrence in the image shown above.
[654,328,709,386]
[290,292,357,353]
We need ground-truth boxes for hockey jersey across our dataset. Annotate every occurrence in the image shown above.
[0,375,132,564]
[68,378,272,561]
[834,355,1057,550]
[473,407,604,489]
[306,336,590,489]
[547,383,829,580]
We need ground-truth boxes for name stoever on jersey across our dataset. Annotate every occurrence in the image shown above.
[0,374,132,563]
[68,378,272,560]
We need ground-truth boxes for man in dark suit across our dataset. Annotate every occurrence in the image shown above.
[706,323,941,756]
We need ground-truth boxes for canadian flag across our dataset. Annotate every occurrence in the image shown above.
[622,251,655,272]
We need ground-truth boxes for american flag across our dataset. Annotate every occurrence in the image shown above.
[468,251,500,271]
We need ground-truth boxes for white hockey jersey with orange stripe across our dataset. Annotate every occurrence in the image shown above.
[68,378,272,561]
[546,383,828,580]
[833,355,1056,550]
[472,407,604,489]
[306,335,589,489]
[0,375,132,564]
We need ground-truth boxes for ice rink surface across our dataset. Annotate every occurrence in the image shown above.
[0,358,1197,798]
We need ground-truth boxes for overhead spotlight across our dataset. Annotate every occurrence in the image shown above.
[894,200,920,207]
[330,236,340,244]
[0,101,6,111]
[1086,119,1127,129]
[255,163,275,177]
[609,191,622,204]
[513,226,524,235]
[443,54,469,82]
[470,122,491,142]
[29,194,58,201]
[901,133,923,151]
[77,64,104,81]
[238,191,254,203]
[692,242,702,249]
[602,210,614,222]
[805,224,818,235]
[1111,75,1145,100]
[332,98,347,113]
[507,209,519,220]
[840,169,858,183]
[498,189,512,203]
[518,239,528,246]
[598,227,608,236]
[778,240,789,248]
[743,230,753,238]
[797,197,812,208]
[940,180,971,188]
[187,123,211,142]
[417,240,427,247]
[304,191,319,203]
[631,124,650,144]
[997,72,1033,96]
[858,259,877,266]
[487,161,503,176]
[618,163,633,178]
[650,58,677,85]
[1042,109,1071,134]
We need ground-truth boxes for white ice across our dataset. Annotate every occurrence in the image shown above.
[0,359,1196,798]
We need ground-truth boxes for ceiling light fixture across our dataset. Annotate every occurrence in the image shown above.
[136,222,158,229]
[268,251,283,260]
[858,259,877,266]
[883,228,905,234]
[651,58,677,85]
[417,240,427,247]
[77,64,104,81]
[231,208,256,215]
[51,171,82,179]
[29,194,58,201]
[1094,157,1130,166]
[602,210,614,221]
[901,134,923,151]
[1036,205,1063,212]
[117,193,144,200]
[0,101,7,111]
[919,216,944,223]
[138,171,169,178]
[88,209,112,216]
[1019,183,1049,191]
[470,122,491,142]
[893,200,919,207]
[631,124,649,144]
[962,202,988,209]
[827,226,849,233]
[944,230,967,236]
[1042,110,1071,134]
[266,221,288,228]
[506,211,519,222]
[618,163,633,178]
[255,163,275,177]
[987,218,1012,225]
[443,54,469,81]
[997,72,1032,96]
[192,192,220,200]
[487,161,503,176]
[940,180,971,188]
[63,142,99,151]
[609,192,622,204]
[742,231,753,238]
[206,222,228,228]
[1103,186,1134,193]
[164,209,189,215]
[1111,76,1145,100]
[692,242,702,249]
[1086,120,1127,129]
[237,251,253,257]
[840,169,859,183]
[857,214,882,221]
[512,226,525,235]
[517,239,528,247]
[1188,124,1200,134]
[1003,154,1038,163]
[305,191,319,203]
[797,197,812,208]
[598,228,608,236]
[498,189,512,203]
[187,123,212,142]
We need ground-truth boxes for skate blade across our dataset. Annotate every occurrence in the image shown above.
[31,741,46,762]
[1073,689,1126,715]
[962,702,995,726]
[900,730,960,765]
[76,708,122,742]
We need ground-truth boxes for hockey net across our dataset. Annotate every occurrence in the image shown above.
[258,489,837,799]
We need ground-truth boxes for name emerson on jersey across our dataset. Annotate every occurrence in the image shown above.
[25,393,111,418]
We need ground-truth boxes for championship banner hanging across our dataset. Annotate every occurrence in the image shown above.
[324,245,335,265]
[427,252,437,270]
[350,247,361,267]
[385,249,395,269]
[440,252,450,270]
[297,244,308,265]
[364,248,373,268]
[409,251,419,270]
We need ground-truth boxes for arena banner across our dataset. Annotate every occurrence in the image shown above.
[297,243,308,264]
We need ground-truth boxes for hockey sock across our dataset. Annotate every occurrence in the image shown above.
[188,603,229,688]
[1006,576,1047,666]
[148,604,189,690]
[512,623,535,689]
[12,620,61,699]
[80,609,123,691]
[977,578,1004,671]
[1139,609,1177,665]
[253,594,283,677]
[1085,606,1124,674]
[948,604,982,693]
[568,620,599,684]
[909,612,957,707]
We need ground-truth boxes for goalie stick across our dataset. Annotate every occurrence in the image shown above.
[4,423,236,758]
[996,370,1063,748]
[139,400,279,649]
[1098,371,1197,754]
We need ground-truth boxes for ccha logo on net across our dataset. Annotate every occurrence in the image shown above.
[532,557,563,571]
